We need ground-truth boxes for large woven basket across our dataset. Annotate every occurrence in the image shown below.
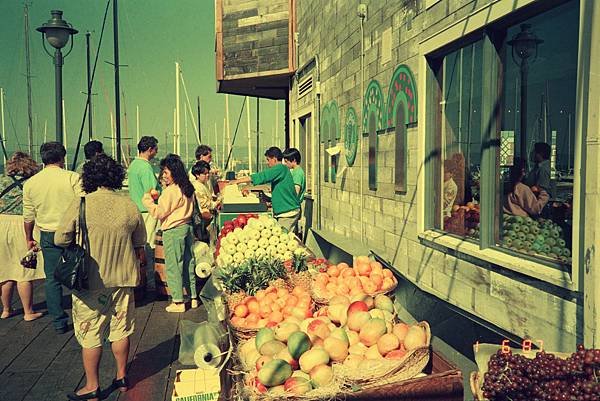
[336,321,432,386]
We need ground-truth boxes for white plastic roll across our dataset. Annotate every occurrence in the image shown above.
[193,343,223,369]
[196,262,213,278]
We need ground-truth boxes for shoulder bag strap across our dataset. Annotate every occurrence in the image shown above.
[79,197,90,250]
[0,177,26,200]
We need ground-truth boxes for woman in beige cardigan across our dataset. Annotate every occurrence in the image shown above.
[55,154,146,401]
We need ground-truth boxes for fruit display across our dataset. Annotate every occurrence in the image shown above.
[446,202,480,238]
[216,214,307,268]
[478,345,600,401]
[501,215,571,264]
[236,292,430,396]
[229,285,315,330]
[312,256,398,301]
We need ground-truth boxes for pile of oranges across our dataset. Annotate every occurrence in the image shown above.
[313,256,398,299]
[230,285,314,329]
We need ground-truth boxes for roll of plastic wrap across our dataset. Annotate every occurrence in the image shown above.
[193,343,223,369]
[196,262,213,278]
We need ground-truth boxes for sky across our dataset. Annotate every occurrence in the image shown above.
[0,0,285,169]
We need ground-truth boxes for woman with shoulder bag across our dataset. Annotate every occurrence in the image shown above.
[142,154,197,313]
[54,154,147,401]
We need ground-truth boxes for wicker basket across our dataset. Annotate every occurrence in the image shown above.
[336,321,432,385]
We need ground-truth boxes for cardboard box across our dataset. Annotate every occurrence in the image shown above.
[172,368,221,401]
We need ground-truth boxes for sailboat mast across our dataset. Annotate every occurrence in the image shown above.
[214,121,218,168]
[86,32,93,140]
[197,96,202,143]
[62,99,68,166]
[136,105,140,145]
[24,3,34,155]
[113,0,122,164]
[246,97,252,173]
[225,94,231,162]
[175,62,181,155]
[0,88,7,165]
[275,101,279,149]
[185,106,189,166]
[222,117,226,171]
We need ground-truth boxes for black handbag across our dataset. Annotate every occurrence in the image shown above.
[191,197,211,244]
[54,197,90,291]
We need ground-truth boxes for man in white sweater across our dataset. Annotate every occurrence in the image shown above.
[23,142,84,334]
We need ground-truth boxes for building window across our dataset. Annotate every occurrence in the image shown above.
[434,40,484,238]
[368,113,377,191]
[394,103,407,193]
[427,0,578,269]
[498,1,577,265]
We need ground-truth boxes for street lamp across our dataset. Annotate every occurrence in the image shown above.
[36,10,78,144]
[508,23,543,161]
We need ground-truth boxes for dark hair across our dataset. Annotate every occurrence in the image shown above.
[160,154,195,198]
[81,154,125,193]
[533,142,551,160]
[265,146,283,161]
[6,151,40,178]
[195,145,212,160]
[84,140,104,160]
[508,157,527,192]
[283,148,301,164]
[137,136,158,153]
[191,160,211,176]
[40,142,66,165]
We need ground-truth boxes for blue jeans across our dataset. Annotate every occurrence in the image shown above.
[40,231,69,330]
[162,224,197,302]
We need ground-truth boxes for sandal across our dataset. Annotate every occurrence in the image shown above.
[0,310,11,319]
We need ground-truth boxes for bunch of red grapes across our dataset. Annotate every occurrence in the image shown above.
[482,345,600,401]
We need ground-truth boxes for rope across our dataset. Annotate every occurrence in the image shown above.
[179,71,200,145]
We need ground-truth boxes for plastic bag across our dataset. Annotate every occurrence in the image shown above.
[178,320,229,369]
[199,274,226,323]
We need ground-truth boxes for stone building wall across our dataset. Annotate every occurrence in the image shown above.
[289,0,582,351]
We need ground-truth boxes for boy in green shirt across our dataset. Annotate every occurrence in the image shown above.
[230,147,300,232]
[283,148,306,203]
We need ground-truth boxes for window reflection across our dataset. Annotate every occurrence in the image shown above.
[499,0,578,265]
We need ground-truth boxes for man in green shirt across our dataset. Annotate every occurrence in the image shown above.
[128,136,161,265]
[231,147,300,232]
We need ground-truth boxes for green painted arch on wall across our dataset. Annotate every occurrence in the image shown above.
[328,100,340,141]
[386,64,418,128]
[320,103,330,143]
[344,106,358,166]
[362,79,386,134]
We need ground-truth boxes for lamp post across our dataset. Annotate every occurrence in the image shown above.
[36,10,78,144]
[508,23,543,161]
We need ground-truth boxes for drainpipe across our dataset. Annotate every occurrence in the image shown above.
[359,9,366,243]
[315,56,322,230]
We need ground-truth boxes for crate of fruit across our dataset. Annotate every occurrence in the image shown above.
[469,343,585,401]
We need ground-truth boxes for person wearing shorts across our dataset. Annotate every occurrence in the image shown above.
[55,154,146,401]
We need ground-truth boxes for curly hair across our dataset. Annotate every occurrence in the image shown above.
[81,154,126,193]
[159,154,195,198]
[6,151,40,178]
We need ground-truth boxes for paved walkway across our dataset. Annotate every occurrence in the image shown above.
[0,273,206,401]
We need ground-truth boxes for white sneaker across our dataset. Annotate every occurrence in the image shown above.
[165,303,186,313]
[191,299,199,309]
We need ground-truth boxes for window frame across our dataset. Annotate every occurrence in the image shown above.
[418,0,583,291]
[394,102,408,193]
